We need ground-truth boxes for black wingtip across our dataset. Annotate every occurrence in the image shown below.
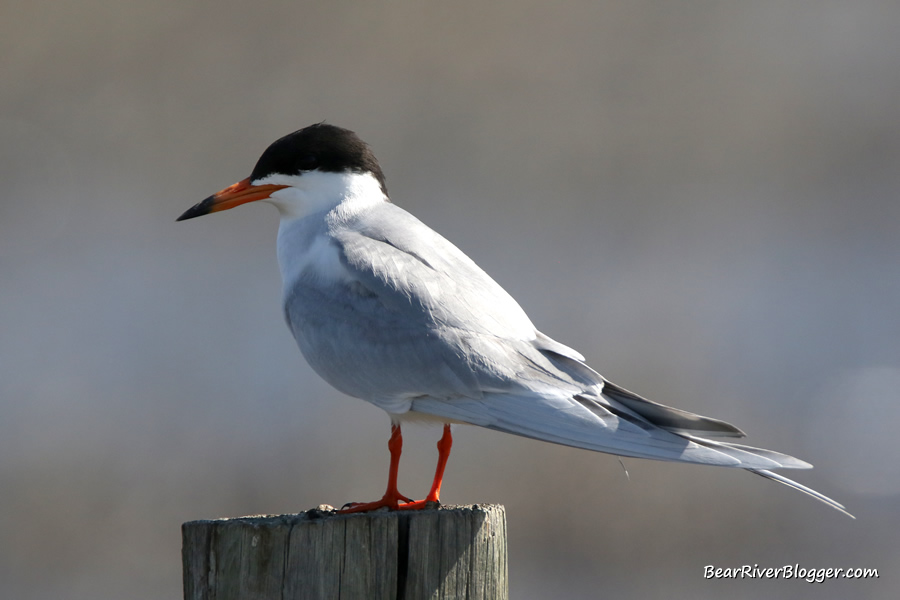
[176,196,215,222]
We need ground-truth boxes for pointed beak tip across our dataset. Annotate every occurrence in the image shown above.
[176,196,216,222]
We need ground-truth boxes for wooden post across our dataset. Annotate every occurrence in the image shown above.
[182,504,507,600]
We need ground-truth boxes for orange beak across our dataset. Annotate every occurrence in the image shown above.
[177,178,288,221]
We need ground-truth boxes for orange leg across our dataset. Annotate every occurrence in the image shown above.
[339,423,453,513]
[417,423,453,505]
[339,423,413,513]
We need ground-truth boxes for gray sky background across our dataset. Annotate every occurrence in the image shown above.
[2,1,898,598]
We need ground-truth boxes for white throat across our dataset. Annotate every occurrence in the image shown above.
[255,170,387,221]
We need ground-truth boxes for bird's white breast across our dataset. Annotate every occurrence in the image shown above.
[269,170,388,293]
[276,225,350,293]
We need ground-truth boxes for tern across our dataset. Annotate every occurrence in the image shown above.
[178,123,851,517]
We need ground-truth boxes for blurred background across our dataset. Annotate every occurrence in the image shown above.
[2,1,898,598]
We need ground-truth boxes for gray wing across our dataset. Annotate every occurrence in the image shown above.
[336,203,539,342]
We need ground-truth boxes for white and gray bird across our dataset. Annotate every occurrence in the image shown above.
[178,123,851,517]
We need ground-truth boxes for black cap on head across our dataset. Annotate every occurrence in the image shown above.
[249,123,387,196]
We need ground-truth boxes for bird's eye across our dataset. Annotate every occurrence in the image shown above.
[299,155,318,170]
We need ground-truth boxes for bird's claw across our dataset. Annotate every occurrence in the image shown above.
[338,492,438,513]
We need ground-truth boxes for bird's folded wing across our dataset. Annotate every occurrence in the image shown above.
[336,204,539,341]
[329,206,823,472]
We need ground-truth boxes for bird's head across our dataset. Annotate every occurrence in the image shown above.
[177,123,388,222]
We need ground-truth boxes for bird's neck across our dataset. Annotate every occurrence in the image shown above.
[265,171,388,220]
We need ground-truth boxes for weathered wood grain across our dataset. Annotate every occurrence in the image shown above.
[182,504,507,600]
